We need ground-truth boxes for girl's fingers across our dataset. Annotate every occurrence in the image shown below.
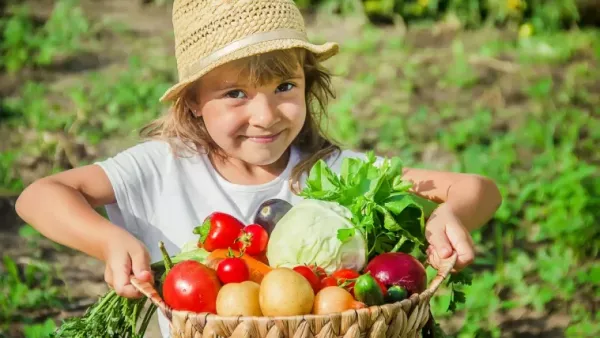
[131,247,153,283]
[110,255,143,299]
[446,224,475,270]
[104,264,113,287]
[426,245,443,270]
[425,222,453,259]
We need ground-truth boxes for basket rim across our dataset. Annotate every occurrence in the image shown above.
[168,292,420,321]
[130,252,457,322]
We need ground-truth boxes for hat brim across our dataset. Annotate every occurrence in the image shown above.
[159,39,339,103]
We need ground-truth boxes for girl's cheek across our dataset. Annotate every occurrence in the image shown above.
[283,101,306,122]
[218,110,248,136]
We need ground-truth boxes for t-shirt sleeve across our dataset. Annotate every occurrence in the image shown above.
[94,141,169,238]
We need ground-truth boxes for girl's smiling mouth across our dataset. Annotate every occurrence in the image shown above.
[245,130,283,144]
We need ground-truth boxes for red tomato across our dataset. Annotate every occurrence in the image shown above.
[310,264,328,280]
[293,265,321,294]
[332,269,360,280]
[320,276,338,289]
[216,257,250,284]
[236,224,268,256]
[332,268,360,294]
[162,260,221,313]
[194,212,245,252]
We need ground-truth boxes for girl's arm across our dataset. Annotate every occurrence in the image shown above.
[16,165,118,261]
[15,165,152,297]
[401,167,502,271]
[402,167,503,232]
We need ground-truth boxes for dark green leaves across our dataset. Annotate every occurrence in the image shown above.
[446,268,473,313]
[300,151,438,258]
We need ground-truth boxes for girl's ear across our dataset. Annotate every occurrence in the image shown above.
[187,99,201,117]
[184,85,202,117]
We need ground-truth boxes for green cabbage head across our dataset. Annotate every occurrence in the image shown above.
[266,199,367,274]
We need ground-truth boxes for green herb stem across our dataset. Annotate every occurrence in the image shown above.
[391,237,407,252]
[159,241,173,273]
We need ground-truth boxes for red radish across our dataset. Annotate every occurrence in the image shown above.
[162,260,221,313]
[364,252,427,294]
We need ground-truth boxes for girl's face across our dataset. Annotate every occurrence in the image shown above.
[191,59,307,167]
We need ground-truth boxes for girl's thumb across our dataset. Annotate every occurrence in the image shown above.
[131,249,153,283]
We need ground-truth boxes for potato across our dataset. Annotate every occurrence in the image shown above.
[259,268,314,316]
[216,281,262,316]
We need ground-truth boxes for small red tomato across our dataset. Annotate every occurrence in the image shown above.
[236,224,269,256]
[320,276,338,289]
[332,268,360,294]
[311,265,328,280]
[216,257,250,284]
[332,269,361,280]
[293,265,321,294]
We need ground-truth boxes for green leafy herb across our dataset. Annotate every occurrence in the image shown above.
[52,248,208,337]
[300,151,472,312]
[337,228,356,243]
[51,290,154,338]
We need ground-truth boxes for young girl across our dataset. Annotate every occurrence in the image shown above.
[16,0,502,336]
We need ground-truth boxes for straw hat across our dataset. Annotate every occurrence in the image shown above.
[160,0,340,103]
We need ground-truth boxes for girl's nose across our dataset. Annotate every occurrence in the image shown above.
[248,94,281,128]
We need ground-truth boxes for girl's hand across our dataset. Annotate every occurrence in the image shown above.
[102,233,154,298]
[425,203,475,272]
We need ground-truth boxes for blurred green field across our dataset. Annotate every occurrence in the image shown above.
[1,0,599,337]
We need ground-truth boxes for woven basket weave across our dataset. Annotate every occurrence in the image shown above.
[131,253,456,338]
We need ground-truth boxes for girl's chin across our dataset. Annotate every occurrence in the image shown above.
[235,144,291,166]
[241,150,287,167]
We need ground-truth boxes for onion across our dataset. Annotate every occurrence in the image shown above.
[313,286,365,315]
[364,252,427,295]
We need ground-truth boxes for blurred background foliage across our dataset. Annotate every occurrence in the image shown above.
[1,0,598,337]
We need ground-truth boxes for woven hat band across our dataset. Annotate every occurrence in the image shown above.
[181,28,309,80]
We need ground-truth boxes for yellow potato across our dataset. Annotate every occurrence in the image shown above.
[216,281,262,317]
[259,268,314,316]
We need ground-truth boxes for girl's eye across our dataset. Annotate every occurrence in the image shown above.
[225,90,246,99]
[276,82,295,93]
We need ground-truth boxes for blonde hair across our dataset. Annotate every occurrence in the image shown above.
[140,48,341,192]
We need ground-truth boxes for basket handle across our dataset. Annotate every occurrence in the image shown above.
[130,275,172,320]
[419,252,458,338]
[421,250,458,299]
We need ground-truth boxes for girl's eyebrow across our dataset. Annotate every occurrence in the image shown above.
[215,74,304,91]
[284,75,304,81]
[215,80,247,91]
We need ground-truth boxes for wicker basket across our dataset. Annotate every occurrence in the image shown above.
[131,253,457,338]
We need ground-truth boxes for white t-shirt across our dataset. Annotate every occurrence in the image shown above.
[95,139,375,338]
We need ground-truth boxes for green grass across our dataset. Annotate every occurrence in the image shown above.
[0,253,63,336]
[1,0,599,337]
[323,23,599,337]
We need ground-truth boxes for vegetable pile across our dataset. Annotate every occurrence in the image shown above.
[51,152,472,338]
